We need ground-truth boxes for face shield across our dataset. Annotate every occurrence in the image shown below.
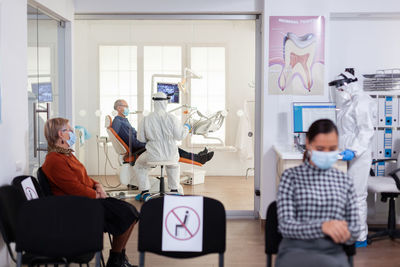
[329,71,358,106]
[152,92,170,113]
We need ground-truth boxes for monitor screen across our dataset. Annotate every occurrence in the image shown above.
[31,82,53,103]
[293,102,336,133]
[157,83,179,104]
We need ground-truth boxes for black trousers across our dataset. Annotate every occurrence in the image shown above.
[100,197,139,236]
[133,147,199,162]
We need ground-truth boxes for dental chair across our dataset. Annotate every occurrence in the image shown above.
[185,109,227,145]
[105,115,143,187]
[105,115,203,166]
[105,115,203,192]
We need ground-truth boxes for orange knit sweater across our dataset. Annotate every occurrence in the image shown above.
[42,151,97,199]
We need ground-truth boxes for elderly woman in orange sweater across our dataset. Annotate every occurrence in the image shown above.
[42,117,139,267]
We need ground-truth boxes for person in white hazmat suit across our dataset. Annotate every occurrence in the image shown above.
[134,92,191,202]
[329,69,377,248]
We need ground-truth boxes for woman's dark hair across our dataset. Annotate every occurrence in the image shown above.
[303,119,338,161]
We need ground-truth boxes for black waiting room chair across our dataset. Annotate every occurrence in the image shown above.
[138,196,226,267]
[37,167,53,196]
[15,195,104,267]
[12,175,44,200]
[0,185,78,266]
[37,167,110,267]
[0,185,29,264]
[368,159,400,243]
[265,201,356,267]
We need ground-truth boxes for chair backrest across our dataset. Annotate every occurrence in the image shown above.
[105,115,129,156]
[0,186,27,245]
[265,201,356,258]
[37,167,53,196]
[265,201,282,255]
[12,175,44,200]
[16,195,104,258]
[138,196,226,258]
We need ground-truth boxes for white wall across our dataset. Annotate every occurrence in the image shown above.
[74,20,255,177]
[260,0,400,219]
[330,19,400,224]
[0,0,74,265]
[329,20,400,76]
[0,0,28,265]
[74,0,262,14]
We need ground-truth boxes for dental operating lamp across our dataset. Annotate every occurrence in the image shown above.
[151,67,202,95]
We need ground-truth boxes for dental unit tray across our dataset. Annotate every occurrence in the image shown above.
[183,107,228,145]
[363,69,400,91]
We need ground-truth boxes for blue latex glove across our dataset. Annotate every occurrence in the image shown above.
[340,150,355,161]
[184,123,191,132]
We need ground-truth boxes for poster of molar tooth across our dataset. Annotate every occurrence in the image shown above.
[269,16,325,95]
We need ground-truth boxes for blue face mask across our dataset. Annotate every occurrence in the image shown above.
[66,131,76,147]
[123,107,129,117]
[310,150,339,170]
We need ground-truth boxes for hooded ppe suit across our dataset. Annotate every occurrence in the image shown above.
[133,92,189,192]
[334,71,377,242]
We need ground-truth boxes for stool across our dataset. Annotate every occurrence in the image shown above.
[147,161,178,200]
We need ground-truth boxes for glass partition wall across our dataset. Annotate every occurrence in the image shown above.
[27,5,66,174]
[75,19,257,214]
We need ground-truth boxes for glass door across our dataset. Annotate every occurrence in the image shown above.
[27,5,65,174]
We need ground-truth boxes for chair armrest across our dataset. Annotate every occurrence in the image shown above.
[388,169,400,191]
[372,159,397,165]
[343,244,356,256]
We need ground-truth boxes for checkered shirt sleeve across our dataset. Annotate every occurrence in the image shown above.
[277,162,360,241]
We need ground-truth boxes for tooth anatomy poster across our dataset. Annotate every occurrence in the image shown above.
[268,16,325,95]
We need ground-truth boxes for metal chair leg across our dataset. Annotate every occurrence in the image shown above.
[139,252,145,267]
[349,255,354,267]
[219,253,224,267]
[101,252,106,267]
[108,233,113,246]
[160,166,165,195]
[16,252,22,267]
[95,251,101,267]
[267,254,272,267]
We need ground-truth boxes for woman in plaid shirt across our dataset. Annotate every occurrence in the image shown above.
[276,119,360,267]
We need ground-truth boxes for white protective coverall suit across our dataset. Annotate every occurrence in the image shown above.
[335,72,377,241]
[134,92,189,192]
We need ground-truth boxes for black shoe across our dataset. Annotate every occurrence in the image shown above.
[198,147,208,156]
[197,154,208,164]
[206,152,214,162]
[106,250,123,267]
[121,249,137,267]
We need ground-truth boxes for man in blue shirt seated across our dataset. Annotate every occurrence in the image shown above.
[112,99,214,164]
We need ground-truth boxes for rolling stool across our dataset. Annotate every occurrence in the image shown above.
[146,161,180,200]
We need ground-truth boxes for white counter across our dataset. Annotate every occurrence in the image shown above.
[273,144,348,185]
[273,145,304,160]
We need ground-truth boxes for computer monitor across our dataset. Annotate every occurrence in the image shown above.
[31,82,53,103]
[157,82,179,104]
[293,102,337,133]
